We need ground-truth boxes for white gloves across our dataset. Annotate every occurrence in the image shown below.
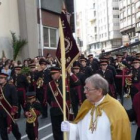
[61,121,70,132]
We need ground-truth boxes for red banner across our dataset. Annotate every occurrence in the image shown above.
[56,11,79,70]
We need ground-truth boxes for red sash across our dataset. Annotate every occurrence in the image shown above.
[133,82,140,92]
[49,80,71,119]
[0,88,15,130]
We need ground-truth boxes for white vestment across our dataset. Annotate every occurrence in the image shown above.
[68,97,112,140]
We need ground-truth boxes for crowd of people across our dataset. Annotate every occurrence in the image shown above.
[0,50,140,140]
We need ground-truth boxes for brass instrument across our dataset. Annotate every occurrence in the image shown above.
[124,77,132,98]
[36,77,44,88]
[26,108,37,124]
[118,62,126,70]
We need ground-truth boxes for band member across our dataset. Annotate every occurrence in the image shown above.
[25,91,41,140]
[114,53,125,97]
[79,56,93,78]
[12,66,29,118]
[47,66,79,140]
[136,53,140,59]
[127,91,140,140]
[130,58,140,100]
[97,60,116,98]
[87,54,99,74]
[0,73,21,140]
[27,64,38,92]
[99,56,117,79]
[36,58,51,118]
[71,61,86,116]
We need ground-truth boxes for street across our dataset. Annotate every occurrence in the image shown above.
[8,97,137,140]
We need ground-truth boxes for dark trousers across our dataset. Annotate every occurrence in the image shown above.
[51,114,63,140]
[70,90,79,118]
[130,86,139,101]
[26,121,39,140]
[115,78,122,96]
[18,92,25,118]
[36,92,48,117]
[0,117,8,140]
[135,127,140,140]
[12,122,21,140]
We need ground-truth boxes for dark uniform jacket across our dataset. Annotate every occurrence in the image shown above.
[0,83,18,117]
[80,66,93,79]
[130,67,140,97]
[47,74,79,116]
[12,73,28,89]
[27,71,38,91]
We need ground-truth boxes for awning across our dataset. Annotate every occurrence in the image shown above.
[104,41,140,54]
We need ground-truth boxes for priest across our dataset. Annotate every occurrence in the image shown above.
[61,74,131,140]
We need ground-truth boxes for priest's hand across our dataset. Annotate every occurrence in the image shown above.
[61,121,70,132]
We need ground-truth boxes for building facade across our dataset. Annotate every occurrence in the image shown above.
[75,0,122,56]
[119,0,140,45]
[0,0,20,59]
[0,0,75,60]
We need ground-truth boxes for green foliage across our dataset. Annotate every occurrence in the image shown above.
[11,32,27,60]
[21,66,30,75]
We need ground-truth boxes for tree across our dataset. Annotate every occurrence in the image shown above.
[11,32,27,60]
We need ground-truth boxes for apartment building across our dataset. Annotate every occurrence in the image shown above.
[90,0,122,55]
[75,0,122,55]
[135,0,140,34]
[119,0,140,45]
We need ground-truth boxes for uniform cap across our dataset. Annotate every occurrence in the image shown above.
[136,53,140,57]
[0,72,9,78]
[116,53,123,57]
[29,63,36,68]
[99,56,108,61]
[87,54,93,58]
[26,91,36,99]
[72,61,80,69]
[14,66,22,70]
[80,56,87,62]
[99,60,108,65]
[132,58,140,63]
[50,66,61,74]
[39,58,49,65]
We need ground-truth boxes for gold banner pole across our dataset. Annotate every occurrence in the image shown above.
[59,18,67,140]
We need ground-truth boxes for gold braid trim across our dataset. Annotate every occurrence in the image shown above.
[89,106,102,133]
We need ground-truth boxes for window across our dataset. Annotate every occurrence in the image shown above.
[94,11,96,16]
[114,23,119,26]
[94,27,97,32]
[113,15,119,18]
[93,3,95,9]
[43,27,58,48]
[113,7,119,10]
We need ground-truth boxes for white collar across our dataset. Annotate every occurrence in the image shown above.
[94,96,105,107]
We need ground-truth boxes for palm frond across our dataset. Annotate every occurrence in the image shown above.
[11,32,27,60]
[11,32,17,45]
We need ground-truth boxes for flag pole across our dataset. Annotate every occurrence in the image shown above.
[59,18,67,140]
